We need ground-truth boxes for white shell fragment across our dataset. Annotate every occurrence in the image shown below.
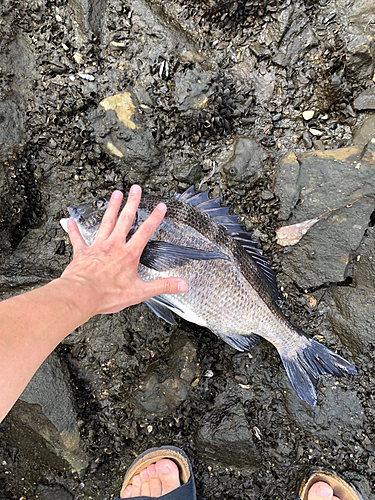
[77,72,95,81]
[276,218,319,246]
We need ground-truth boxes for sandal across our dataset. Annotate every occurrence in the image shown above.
[296,468,364,500]
[118,445,196,500]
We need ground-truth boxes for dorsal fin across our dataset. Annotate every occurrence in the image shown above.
[177,186,279,299]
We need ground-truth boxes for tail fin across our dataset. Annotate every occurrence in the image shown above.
[280,338,357,406]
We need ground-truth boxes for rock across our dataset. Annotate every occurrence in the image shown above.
[174,69,213,112]
[68,0,107,39]
[352,115,375,144]
[6,352,87,472]
[274,142,375,288]
[353,89,375,110]
[223,137,268,188]
[271,4,318,67]
[323,227,375,355]
[172,160,202,184]
[0,33,37,161]
[35,484,74,500]
[302,131,313,149]
[89,91,162,181]
[133,333,199,416]
[194,398,261,472]
[283,381,364,442]
[274,152,301,220]
[302,110,315,121]
[309,128,324,136]
[346,36,375,83]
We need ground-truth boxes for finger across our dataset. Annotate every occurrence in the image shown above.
[141,277,188,300]
[112,184,142,239]
[96,190,123,241]
[128,202,167,255]
[67,219,87,254]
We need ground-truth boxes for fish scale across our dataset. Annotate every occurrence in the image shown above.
[60,186,357,405]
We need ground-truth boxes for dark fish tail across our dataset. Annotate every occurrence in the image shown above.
[280,336,357,406]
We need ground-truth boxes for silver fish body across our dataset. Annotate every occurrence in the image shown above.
[60,187,357,405]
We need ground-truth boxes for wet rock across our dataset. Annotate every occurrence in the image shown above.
[0,33,37,160]
[6,352,87,472]
[274,142,375,288]
[223,137,268,188]
[195,397,261,472]
[35,484,74,500]
[353,89,375,110]
[323,226,375,355]
[68,0,107,39]
[302,131,313,149]
[352,115,375,144]
[174,69,214,112]
[273,152,301,221]
[89,91,162,181]
[346,36,375,82]
[271,4,318,67]
[133,333,199,416]
[172,160,202,184]
[283,382,364,442]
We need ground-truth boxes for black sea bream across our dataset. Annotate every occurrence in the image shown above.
[60,186,357,405]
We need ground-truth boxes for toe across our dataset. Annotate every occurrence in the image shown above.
[155,458,181,495]
[147,463,162,497]
[308,481,334,500]
[121,485,133,498]
[131,474,142,498]
[139,469,151,497]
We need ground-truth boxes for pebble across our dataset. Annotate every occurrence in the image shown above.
[302,130,313,148]
[302,110,314,121]
[309,128,324,136]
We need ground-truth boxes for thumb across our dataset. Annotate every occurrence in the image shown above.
[143,277,188,299]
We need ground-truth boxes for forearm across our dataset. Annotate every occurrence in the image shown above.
[0,278,92,422]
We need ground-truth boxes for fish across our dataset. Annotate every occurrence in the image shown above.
[60,186,357,405]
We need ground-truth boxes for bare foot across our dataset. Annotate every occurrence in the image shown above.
[308,481,340,500]
[121,458,181,498]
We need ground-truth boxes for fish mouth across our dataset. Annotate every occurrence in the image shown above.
[67,206,78,217]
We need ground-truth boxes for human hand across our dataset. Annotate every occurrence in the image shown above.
[60,185,188,318]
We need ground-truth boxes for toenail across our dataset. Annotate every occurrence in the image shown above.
[148,464,157,476]
[133,475,141,486]
[141,470,149,480]
[156,465,171,474]
[316,483,333,498]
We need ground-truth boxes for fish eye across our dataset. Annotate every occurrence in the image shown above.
[92,198,106,209]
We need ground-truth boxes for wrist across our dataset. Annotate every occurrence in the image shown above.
[53,276,99,323]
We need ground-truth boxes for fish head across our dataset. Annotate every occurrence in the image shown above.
[60,196,110,245]
[59,195,152,245]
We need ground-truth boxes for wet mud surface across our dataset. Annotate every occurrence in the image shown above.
[0,0,375,499]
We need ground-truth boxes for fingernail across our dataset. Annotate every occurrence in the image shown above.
[130,185,141,194]
[316,484,333,498]
[112,190,122,199]
[177,280,188,292]
[156,203,167,211]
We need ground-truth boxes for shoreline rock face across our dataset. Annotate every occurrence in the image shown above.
[274,141,375,288]
[7,352,87,472]
[1,0,375,498]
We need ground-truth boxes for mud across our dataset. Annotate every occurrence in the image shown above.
[0,0,375,499]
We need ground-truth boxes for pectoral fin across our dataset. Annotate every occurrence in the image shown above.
[140,241,229,272]
[144,296,184,325]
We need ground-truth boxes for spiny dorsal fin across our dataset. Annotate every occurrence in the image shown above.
[177,185,279,299]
